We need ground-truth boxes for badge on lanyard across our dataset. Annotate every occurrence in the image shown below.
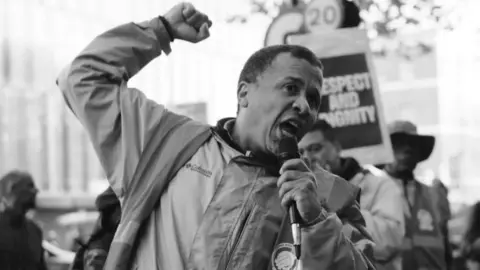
[272,243,299,270]
[417,209,434,231]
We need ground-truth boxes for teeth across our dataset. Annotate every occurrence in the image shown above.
[281,129,296,137]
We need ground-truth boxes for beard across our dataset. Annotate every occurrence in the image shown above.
[13,193,37,211]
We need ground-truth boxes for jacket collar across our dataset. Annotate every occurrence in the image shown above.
[214,118,282,175]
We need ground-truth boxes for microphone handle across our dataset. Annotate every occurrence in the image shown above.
[289,203,302,259]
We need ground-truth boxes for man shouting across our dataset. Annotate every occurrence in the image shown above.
[57,2,374,269]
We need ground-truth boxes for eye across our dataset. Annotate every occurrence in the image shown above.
[310,144,323,152]
[285,83,300,94]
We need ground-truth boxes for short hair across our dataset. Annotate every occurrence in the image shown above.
[0,170,34,198]
[238,44,324,87]
[309,119,337,144]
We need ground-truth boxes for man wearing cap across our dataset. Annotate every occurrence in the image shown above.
[0,170,47,270]
[383,120,453,270]
[299,119,405,270]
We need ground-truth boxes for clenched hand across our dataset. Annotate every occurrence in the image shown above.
[163,2,212,43]
[278,158,325,224]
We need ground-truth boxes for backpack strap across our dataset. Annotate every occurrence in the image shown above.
[105,119,212,270]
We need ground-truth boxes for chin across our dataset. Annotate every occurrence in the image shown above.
[25,199,36,210]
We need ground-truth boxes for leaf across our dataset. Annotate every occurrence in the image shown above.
[405,18,420,25]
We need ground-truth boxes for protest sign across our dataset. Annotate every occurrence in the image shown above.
[289,29,393,165]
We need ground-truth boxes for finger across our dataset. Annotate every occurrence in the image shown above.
[281,189,302,209]
[278,180,296,199]
[279,177,316,197]
[182,3,196,19]
[196,23,210,41]
[279,158,310,174]
[186,12,205,29]
[277,170,304,187]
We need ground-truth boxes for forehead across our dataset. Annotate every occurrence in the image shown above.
[261,53,322,85]
[299,130,327,149]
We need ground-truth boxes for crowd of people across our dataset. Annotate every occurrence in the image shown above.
[0,2,479,270]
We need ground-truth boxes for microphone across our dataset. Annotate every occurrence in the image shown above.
[278,137,302,260]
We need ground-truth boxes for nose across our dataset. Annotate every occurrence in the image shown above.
[293,95,311,116]
[301,151,314,166]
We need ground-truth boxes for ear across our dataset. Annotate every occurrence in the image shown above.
[237,81,249,108]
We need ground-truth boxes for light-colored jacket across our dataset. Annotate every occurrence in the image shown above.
[353,166,405,270]
[57,17,376,270]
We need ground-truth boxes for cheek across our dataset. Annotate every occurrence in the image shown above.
[313,151,328,162]
[248,94,276,120]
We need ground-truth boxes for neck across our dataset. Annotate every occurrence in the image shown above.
[385,164,414,180]
[1,206,27,222]
[232,120,255,154]
[230,118,278,161]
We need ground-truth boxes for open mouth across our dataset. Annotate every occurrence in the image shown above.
[280,120,302,139]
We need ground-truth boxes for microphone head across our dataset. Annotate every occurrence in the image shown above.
[278,137,300,162]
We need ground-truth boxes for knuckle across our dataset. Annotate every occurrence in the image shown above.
[307,173,317,184]
[305,178,316,189]
[283,170,294,179]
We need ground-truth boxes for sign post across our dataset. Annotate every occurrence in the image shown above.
[264,5,306,47]
[304,0,343,32]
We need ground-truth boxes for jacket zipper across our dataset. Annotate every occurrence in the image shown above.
[224,204,257,269]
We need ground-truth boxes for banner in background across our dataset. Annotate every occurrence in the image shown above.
[290,29,393,165]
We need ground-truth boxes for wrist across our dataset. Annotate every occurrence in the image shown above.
[158,16,175,42]
[301,207,329,228]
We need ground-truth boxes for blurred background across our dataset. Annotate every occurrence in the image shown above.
[0,0,479,268]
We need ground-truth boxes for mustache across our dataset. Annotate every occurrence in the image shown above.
[303,158,330,172]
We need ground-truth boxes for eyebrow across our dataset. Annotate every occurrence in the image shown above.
[284,76,306,85]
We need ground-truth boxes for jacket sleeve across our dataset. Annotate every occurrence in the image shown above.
[435,188,453,269]
[360,176,405,263]
[301,202,376,269]
[56,18,185,199]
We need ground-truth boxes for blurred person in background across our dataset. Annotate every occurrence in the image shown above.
[71,187,121,270]
[0,170,47,270]
[382,120,453,270]
[460,201,480,270]
[299,119,405,270]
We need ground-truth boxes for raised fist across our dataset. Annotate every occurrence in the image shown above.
[163,2,212,43]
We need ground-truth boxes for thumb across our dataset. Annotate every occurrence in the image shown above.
[196,23,210,41]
